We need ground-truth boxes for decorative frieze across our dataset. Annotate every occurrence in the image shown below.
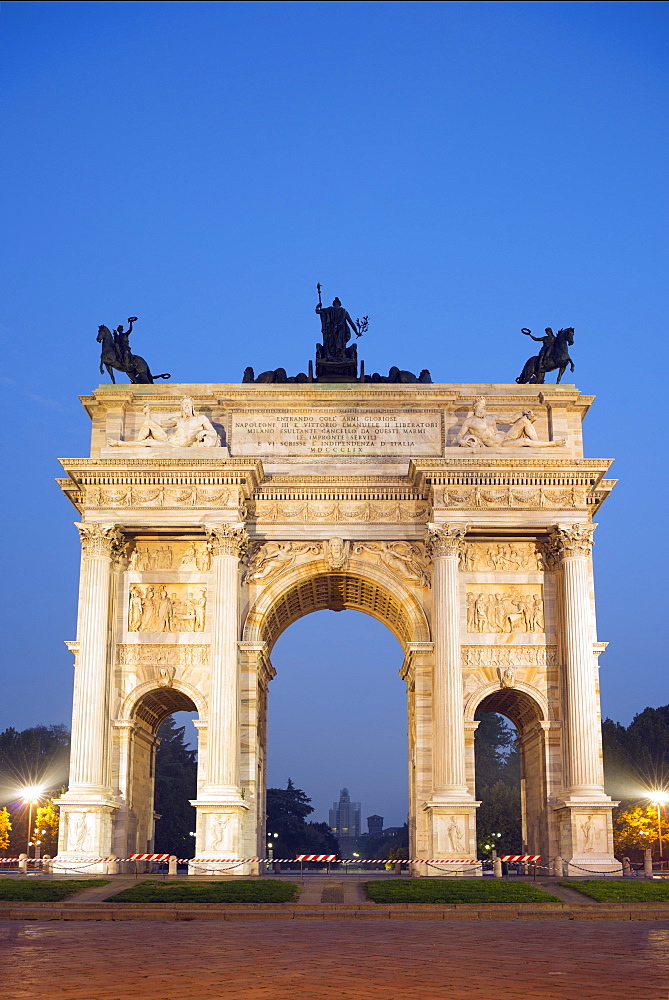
[116,644,210,667]
[466,586,545,633]
[246,499,431,523]
[86,485,234,508]
[128,541,212,572]
[127,585,207,632]
[433,485,587,509]
[461,645,557,668]
[460,541,544,572]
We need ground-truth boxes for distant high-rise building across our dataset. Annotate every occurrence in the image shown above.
[329,787,361,854]
[367,814,383,837]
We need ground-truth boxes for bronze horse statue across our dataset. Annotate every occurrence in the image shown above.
[516,327,575,384]
[97,318,171,384]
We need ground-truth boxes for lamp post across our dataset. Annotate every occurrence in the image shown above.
[21,786,44,859]
[650,791,669,867]
[266,832,278,870]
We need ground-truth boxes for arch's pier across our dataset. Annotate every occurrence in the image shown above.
[54,381,618,874]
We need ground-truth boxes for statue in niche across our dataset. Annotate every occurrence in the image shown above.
[210,815,230,850]
[447,817,465,854]
[581,815,597,852]
[139,586,156,631]
[72,813,90,852]
[515,327,575,385]
[455,398,565,449]
[110,397,221,449]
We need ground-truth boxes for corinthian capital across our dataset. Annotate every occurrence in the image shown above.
[75,522,124,557]
[547,523,596,561]
[205,523,249,560]
[426,523,468,558]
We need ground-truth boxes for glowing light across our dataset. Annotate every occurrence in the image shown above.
[650,791,669,805]
[21,785,45,802]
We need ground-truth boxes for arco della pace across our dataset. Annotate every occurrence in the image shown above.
[53,374,619,875]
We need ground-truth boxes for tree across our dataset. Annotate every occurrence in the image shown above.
[0,807,11,852]
[474,712,522,855]
[476,781,522,856]
[34,799,60,856]
[0,725,70,855]
[266,779,338,858]
[601,704,669,859]
[613,804,662,856]
[153,716,197,858]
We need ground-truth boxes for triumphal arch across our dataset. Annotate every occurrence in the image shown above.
[54,314,618,874]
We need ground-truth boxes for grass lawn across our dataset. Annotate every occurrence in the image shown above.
[0,879,109,902]
[364,879,559,904]
[559,880,669,902]
[109,879,300,903]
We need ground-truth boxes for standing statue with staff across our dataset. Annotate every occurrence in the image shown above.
[315,283,368,360]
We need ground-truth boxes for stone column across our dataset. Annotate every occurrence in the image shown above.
[549,523,618,873]
[68,523,123,792]
[203,523,248,797]
[423,525,479,875]
[549,524,603,796]
[190,524,250,873]
[427,524,469,799]
[54,523,122,870]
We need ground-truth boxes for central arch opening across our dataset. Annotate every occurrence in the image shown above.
[247,568,427,862]
[268,609,407,859]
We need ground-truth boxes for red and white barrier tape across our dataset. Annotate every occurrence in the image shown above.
[499,855,542,862]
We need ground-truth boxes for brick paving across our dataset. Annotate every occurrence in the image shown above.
[1,918,668,999]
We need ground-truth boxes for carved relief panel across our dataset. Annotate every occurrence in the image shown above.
[465,585,545,633]
[127,584,207,633]
[128,540,212,572]
[460,541,545,572]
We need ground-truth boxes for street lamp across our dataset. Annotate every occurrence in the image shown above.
[650,791,669,864]
[21,785,44,859]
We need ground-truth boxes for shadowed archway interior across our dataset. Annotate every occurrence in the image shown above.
[251,572,419,651]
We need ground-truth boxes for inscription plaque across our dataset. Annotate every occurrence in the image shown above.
[230,410,443,456]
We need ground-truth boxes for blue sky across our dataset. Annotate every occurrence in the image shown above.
[1,1,667,824]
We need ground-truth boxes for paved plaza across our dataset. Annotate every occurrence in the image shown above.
[1,918,668,1000]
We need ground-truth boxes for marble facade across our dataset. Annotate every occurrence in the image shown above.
[53,383,618,874]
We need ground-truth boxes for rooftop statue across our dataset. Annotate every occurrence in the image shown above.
[97,316,171,384]
[109,397,222,449]
[456,397,565,449]
[515,327,574,384]
[314,284,368,381]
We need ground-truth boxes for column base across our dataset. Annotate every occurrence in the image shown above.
[190,797,250,875]
[554,799,620,876]
[420,801,481,876]
[52,793,119,873]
